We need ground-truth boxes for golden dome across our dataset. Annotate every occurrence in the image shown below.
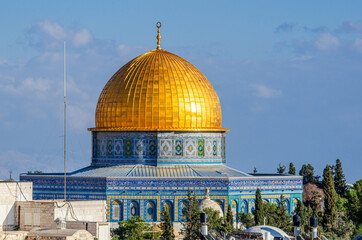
[90,49,227,132]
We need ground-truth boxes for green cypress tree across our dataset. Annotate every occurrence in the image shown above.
[161,205,175,240]
[253,188,264,225]
[294,199,312,232]
[333,159,347,197]
[288,162,296,175]
[224,204,234,234]
[322,165,337,232]
[181,191,200,240]
[276,195,292,233]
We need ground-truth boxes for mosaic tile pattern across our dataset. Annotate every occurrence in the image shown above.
[20,166,303,222]
[92,131,226,165]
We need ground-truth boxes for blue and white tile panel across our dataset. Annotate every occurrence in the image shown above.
[92,131,226,166]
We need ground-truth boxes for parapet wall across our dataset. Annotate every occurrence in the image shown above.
[0,181,32,231]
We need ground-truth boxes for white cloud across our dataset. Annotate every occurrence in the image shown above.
[353,38,362,53]
[0,77,53,99]
[38,20,67,40]
[315,33,340,51]
[337,21,362,33]
[250,84,282,99]
[36,21,93,47]
[72,28,92,46]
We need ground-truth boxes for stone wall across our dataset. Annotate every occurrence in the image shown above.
[54,200,106,222]
[66,221,97,236]
[15,200,107,236]
[27,228,94,240]
[15,201,55,231]
[0,231,28,240]
[0,181,32,231]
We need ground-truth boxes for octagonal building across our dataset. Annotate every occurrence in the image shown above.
[21,24,303,224]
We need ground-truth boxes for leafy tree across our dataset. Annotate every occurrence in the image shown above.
[238,213,254,229]
[330,195,355,238]
[294,199,312,233]
[223,204,234,234]
[111,216,151,240]
[253,188,264,225]
[333,159,348,197]
[346,179,362,236]
[299,164,317,184]
[322,165,337,232]
[309,190,323,226]
[203,207,223,232]
[277,163,286,174]
[161,205,175,240]
[275,195,292,233]
[181,191,200,240]
[288,162,296,175]
[263,201,278,226]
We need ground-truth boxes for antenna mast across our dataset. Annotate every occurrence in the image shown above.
[63,41,67,201]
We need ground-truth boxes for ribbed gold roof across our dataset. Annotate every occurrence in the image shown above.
[90,49,227,131]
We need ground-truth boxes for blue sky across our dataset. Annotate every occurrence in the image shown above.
[0,1,361,183]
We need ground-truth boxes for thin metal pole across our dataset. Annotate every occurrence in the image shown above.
[63,41,67,201]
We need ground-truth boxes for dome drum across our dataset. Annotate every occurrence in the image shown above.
[91,131,226,166]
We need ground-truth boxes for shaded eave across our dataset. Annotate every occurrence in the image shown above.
[88,127,229,132]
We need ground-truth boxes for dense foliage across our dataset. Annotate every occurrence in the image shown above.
[333,159,348,197]
[202,206,234,234]
[111,216,158,240]
[322,165,337,232]
[294,199,313,232]
[253,188,264,226]
[160,205,175,240]
[299,163,318,184]
[277,163,286,174]
[288,162,296,175]
[203,207,224,232]
[346,179,362,236]
[237,212,254,229]
[180,191,200,240]
[224,204,234,234]
[296,159,360,238]
[276,195,292,232]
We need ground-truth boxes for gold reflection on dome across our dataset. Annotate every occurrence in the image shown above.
[90,49,227,132]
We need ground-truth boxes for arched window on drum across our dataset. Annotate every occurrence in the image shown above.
[162,201,174,221]
[130,201,139,217]
[112,200,123,221]
[145,201,156,221]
